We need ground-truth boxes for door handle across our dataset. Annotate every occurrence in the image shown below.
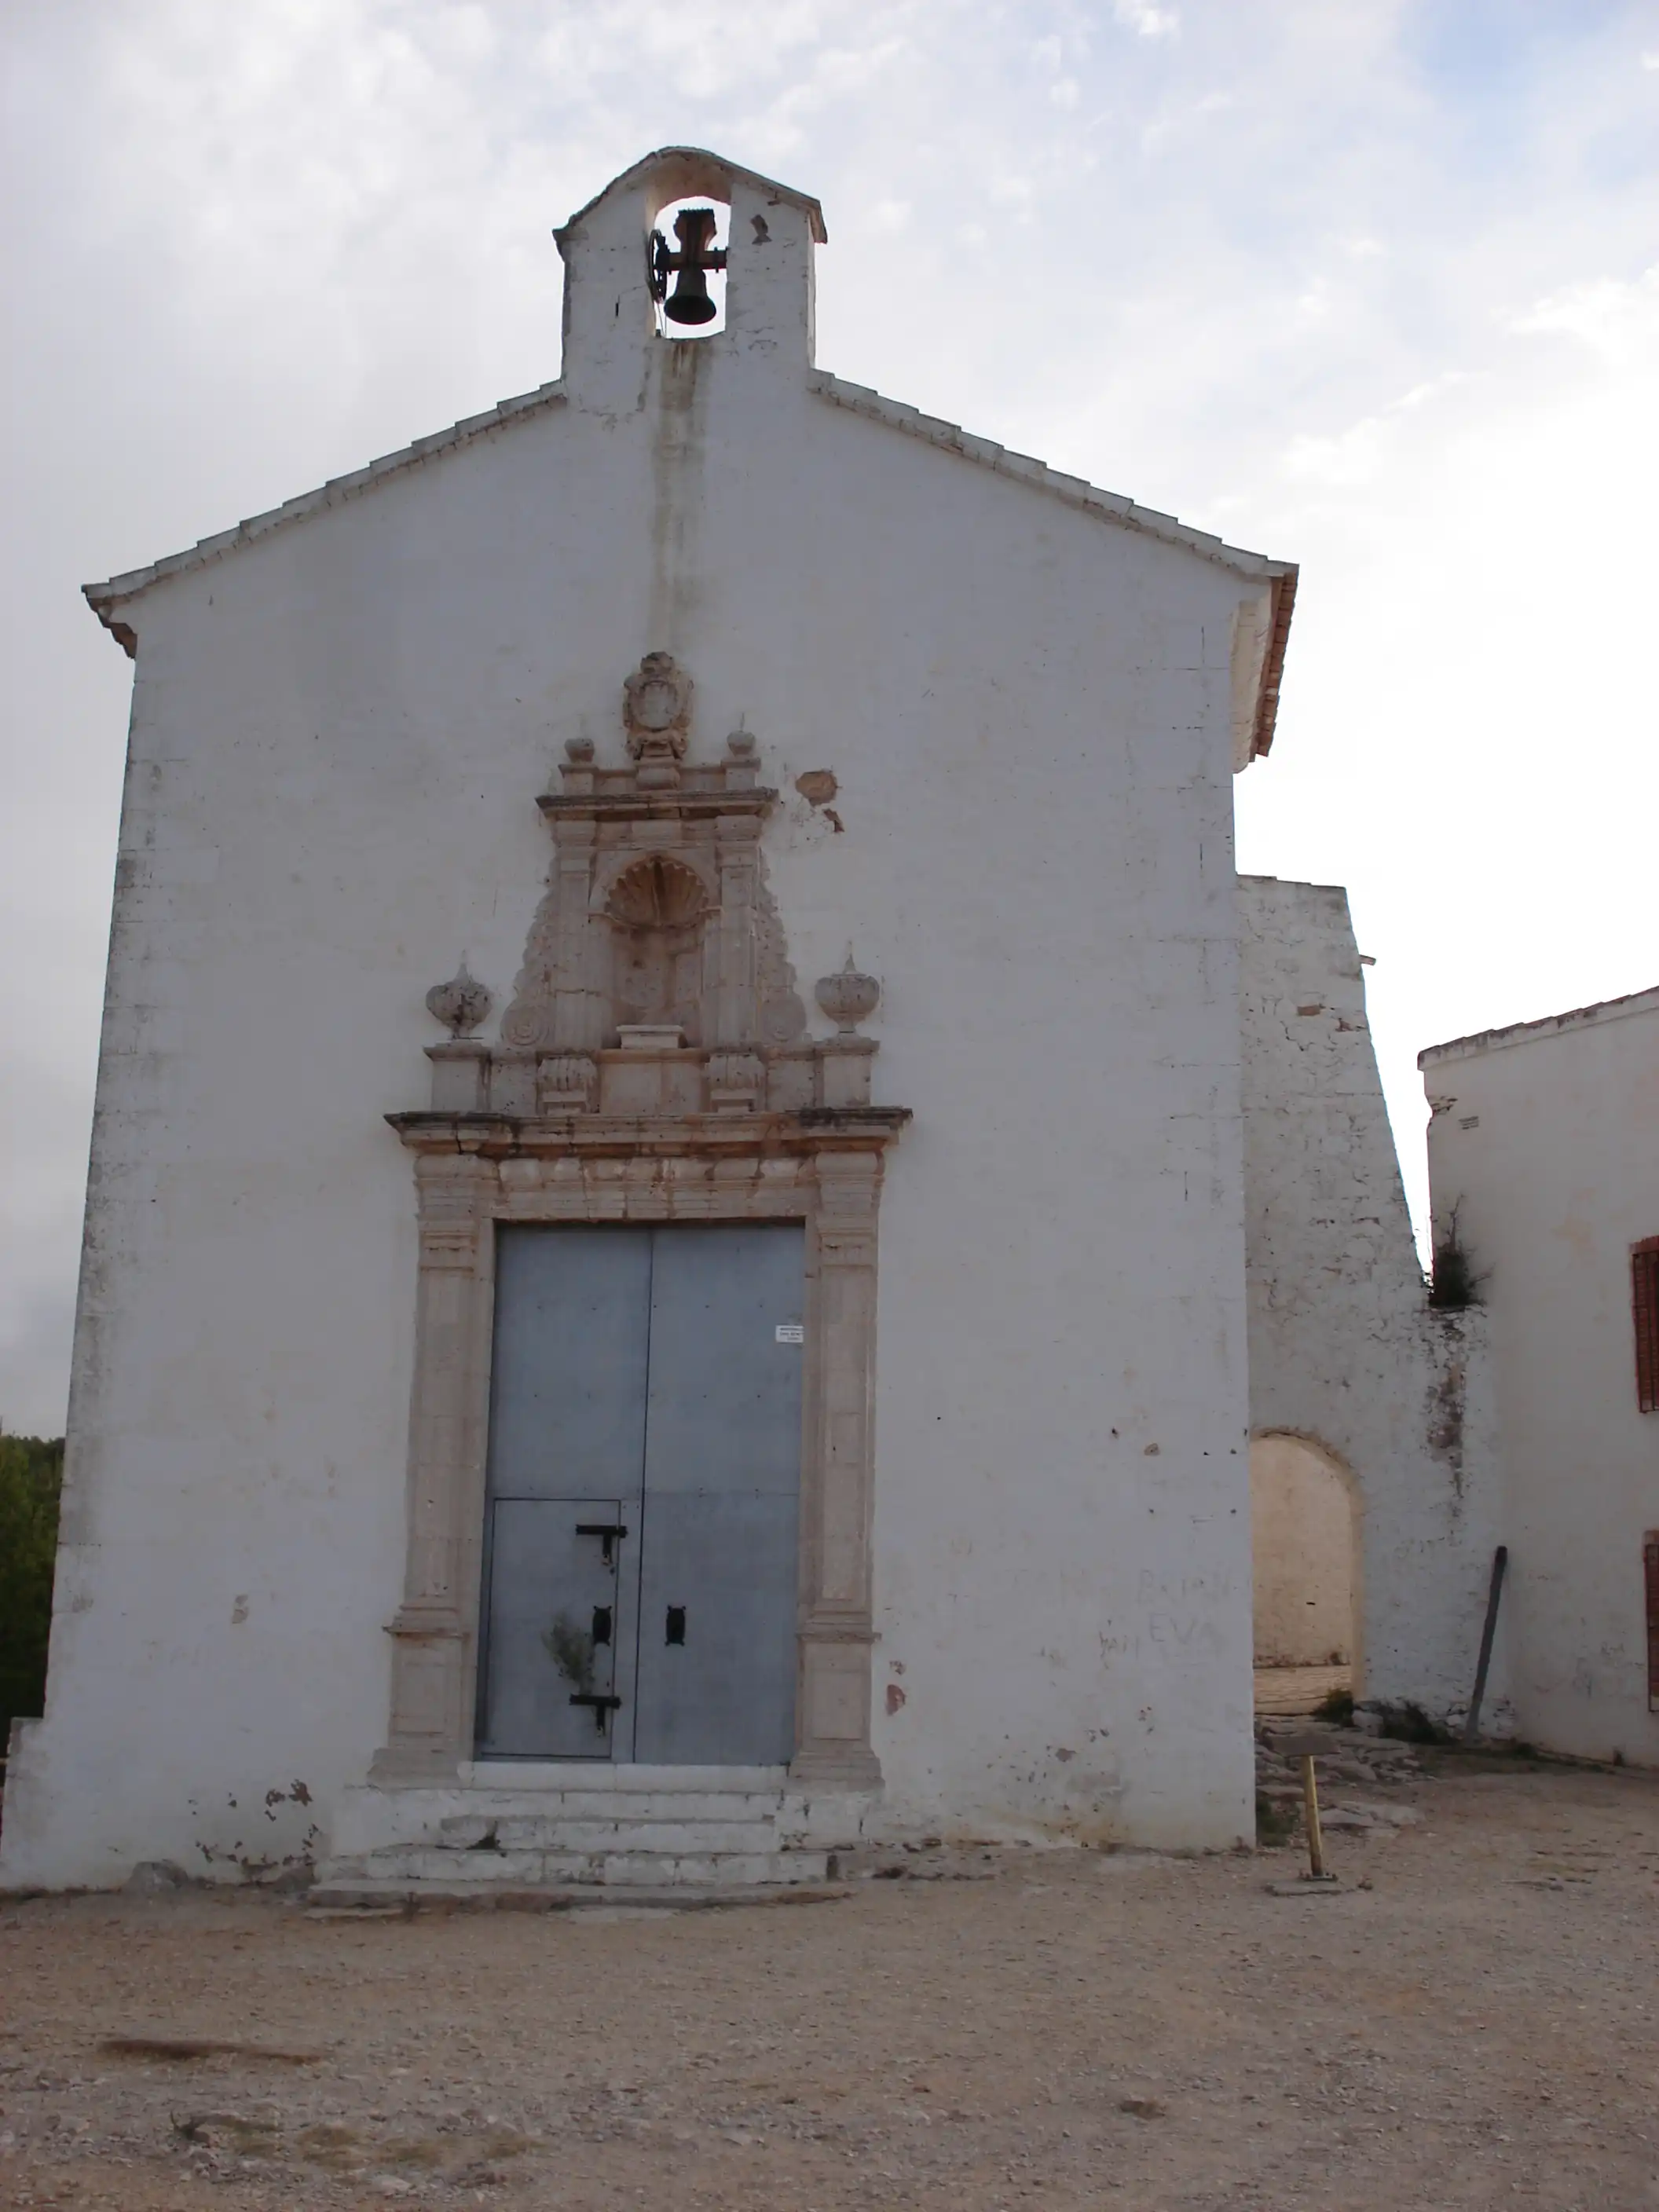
[665,1605,686,1646]
[569,1692,624,1734]
[575,1522,629,1566]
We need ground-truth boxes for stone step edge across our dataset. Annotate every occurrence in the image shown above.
[319,1845,837,1886]
[307,1881,853,1916]
[435,1814,787,1849]
[451,1764,792,1790]
[435,1814,784,1838]
[433,1794,789,1818]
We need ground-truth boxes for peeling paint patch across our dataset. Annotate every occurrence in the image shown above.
[794,768,844,831]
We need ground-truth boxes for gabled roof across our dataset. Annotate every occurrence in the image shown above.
[82,379,568,657]
[812,373,1297,757]
[85,368,1295,726]
[554,145,827,247]
[82,154,1295,755]
[1419,983,1659,1068]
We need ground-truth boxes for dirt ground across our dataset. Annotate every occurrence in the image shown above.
[3,1752,1658,2212]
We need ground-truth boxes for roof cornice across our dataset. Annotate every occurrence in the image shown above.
[83,309,1297,764]
[811,372,1296,760]
[82,379,569,655]
[811,372,1294,584]
[1419,983,1659,1068]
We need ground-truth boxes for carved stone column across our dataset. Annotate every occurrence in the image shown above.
[793,1148,884,1785]
[372,1147,494,1781]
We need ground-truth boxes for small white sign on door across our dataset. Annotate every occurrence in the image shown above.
[775,1323,805,1344]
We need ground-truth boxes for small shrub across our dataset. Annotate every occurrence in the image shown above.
[1255,1793,1298,1848]
[1372,1700,1452,1746]
[1428,1199,1485,1309]
[0,1434,64,1740]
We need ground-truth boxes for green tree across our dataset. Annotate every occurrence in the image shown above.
[0,1434,64,1743]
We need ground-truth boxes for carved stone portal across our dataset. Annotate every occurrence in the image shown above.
[383,668,909,1796]
[494,706,824,1108]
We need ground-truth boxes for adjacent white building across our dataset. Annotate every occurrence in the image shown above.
[1421,987,1659,1763]
[2,148,1303,1889]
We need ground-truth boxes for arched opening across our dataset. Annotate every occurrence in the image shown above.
[1251,1433,1361,1716]
[650,196,731,336]
[604,853,710,1042]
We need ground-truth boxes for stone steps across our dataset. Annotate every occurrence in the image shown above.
[315,1767,871,1900]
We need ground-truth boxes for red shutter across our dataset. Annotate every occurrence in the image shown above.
[1634,1240,1659,1415]
[1646,1533,1659,1713]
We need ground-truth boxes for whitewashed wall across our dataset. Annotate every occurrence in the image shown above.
[1,156,1278,1887]
[1422,990,1659,1763]
[1240,877,1505,1724]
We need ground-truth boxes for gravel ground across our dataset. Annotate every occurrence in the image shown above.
[2,1746,1657,2211]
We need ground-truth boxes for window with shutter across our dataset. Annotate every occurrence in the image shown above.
[1646,1533,1659,1713]
[1635,1240,1659,1415]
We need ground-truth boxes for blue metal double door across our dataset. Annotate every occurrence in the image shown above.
[477,1223,805,1765]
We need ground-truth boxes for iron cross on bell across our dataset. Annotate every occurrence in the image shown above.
[649,207,727,325]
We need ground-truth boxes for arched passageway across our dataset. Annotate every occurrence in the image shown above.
[1251,1434,1359,1713]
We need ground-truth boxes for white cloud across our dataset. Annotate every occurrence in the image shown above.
[1115,0,1179,37]
[1513,264,1659,364]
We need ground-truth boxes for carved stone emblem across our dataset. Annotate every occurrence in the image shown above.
[425,961,492,1038]
[623,651,692,760]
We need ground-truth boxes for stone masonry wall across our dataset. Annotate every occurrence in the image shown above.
[1240,876,1507,1727]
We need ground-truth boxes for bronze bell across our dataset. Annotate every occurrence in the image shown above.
[652,206,727,326]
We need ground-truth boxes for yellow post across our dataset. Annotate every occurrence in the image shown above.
[1301,1754,1325,1880]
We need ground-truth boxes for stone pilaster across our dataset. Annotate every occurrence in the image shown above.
[372,1148,494,1782]
[793,1148,884,1785]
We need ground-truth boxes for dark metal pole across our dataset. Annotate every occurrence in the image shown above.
[1463,1544,1509,1742]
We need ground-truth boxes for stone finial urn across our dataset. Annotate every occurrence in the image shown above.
[815,955,881,1035]
[425,961,493,1038]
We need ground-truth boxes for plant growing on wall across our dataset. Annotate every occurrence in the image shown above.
[0,1434,63,1741]
[542,1613,595,1694]
[1428,1201,1486,1309]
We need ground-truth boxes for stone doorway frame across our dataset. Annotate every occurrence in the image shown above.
[371,1108,906,1793]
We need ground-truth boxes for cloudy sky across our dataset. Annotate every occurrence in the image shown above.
[3,0,1657,1432]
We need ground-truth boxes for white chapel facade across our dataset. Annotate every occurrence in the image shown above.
[2,149,1302,1888]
